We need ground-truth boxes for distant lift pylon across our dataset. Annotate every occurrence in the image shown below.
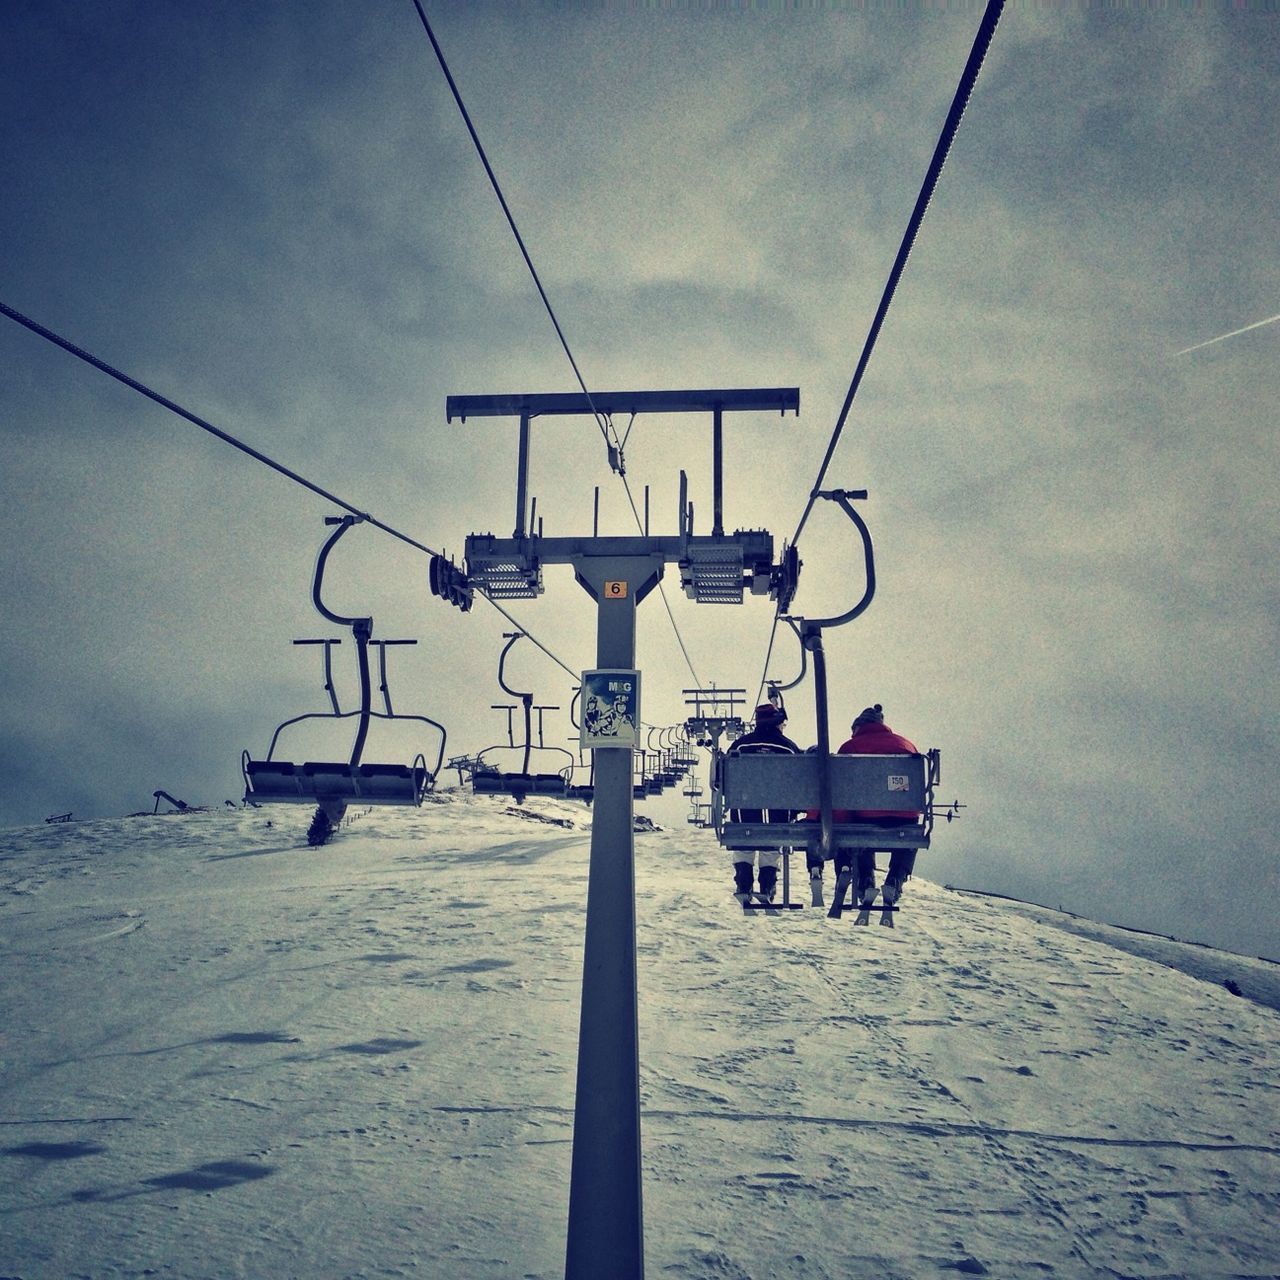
[242,516,447,845]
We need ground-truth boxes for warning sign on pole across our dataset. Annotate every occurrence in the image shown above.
[580,669,641,749]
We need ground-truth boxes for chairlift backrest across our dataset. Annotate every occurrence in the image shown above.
[721,752,927,812]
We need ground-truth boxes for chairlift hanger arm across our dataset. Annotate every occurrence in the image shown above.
[496,632,534,702]
[494,632,539,774]
[307,517,377,766]
[766,618,808,700]
[769,490,876,863]
[790,490,876,635]
[313,516,374,636]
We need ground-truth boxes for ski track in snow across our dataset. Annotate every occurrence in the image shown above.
[0,795,1277,1280]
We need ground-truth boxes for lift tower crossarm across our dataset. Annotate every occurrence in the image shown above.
[446,386,799,545]
[445,385,801,1280]
[445,388,799,421]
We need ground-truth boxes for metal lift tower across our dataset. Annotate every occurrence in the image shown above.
[437,387,800,1280]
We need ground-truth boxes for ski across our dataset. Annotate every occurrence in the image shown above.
[809,875,824,908]
[827,869,853,919]
[849,887,899,926]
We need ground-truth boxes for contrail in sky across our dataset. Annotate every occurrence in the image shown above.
[1176,312,1280,356]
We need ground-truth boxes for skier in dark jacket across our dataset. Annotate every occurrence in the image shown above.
[723,703,801,903]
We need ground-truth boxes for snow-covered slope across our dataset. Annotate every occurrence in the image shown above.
[2,794,1277,1279]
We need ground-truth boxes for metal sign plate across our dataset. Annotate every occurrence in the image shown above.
[580,669,641,749]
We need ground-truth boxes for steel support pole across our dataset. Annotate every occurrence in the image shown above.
[807,625,835,863]
[515,410,531,537]
[712,406,724,537]
[565,555,662,1280]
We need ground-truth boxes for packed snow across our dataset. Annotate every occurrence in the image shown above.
[2,793,1277,1279]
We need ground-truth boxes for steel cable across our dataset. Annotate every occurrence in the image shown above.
[756,0,1004,702]
[0,299,441,559]
[409,1,615,454]
[788,0,1004,549]
[412,2,708,690]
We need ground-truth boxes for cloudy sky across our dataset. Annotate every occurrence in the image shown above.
[2,2,1276,957]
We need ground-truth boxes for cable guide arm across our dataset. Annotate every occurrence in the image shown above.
[781,490,878,863]
[786,491,875,635]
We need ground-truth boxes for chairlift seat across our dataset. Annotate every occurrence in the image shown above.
[724,819,928,852]
[472,769,569,802]
[245,757,429,807]
[718,752,934,853]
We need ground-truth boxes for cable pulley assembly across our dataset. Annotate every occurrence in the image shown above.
[429,553,474,612]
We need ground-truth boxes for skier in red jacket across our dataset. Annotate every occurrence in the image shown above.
[832,704,921,907]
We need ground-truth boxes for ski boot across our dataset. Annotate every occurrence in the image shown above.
[878,876,904,927]
[853,878,878,926]
[758,865,778,903]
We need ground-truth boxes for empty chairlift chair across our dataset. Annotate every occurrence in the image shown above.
[562,686,595,803]
[242,516,447,844]
[470,632,574,804]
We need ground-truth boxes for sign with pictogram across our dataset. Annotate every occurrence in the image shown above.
[580,669,641,749]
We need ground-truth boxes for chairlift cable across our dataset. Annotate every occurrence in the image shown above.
[410,0,616,455]
[477,593,581,683]
[620,473,703,686]
[755,0,1004,703]
[0,304,658,726]
[0,299,440,559]
[411,4,715,688]
[787,0,1003,551]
